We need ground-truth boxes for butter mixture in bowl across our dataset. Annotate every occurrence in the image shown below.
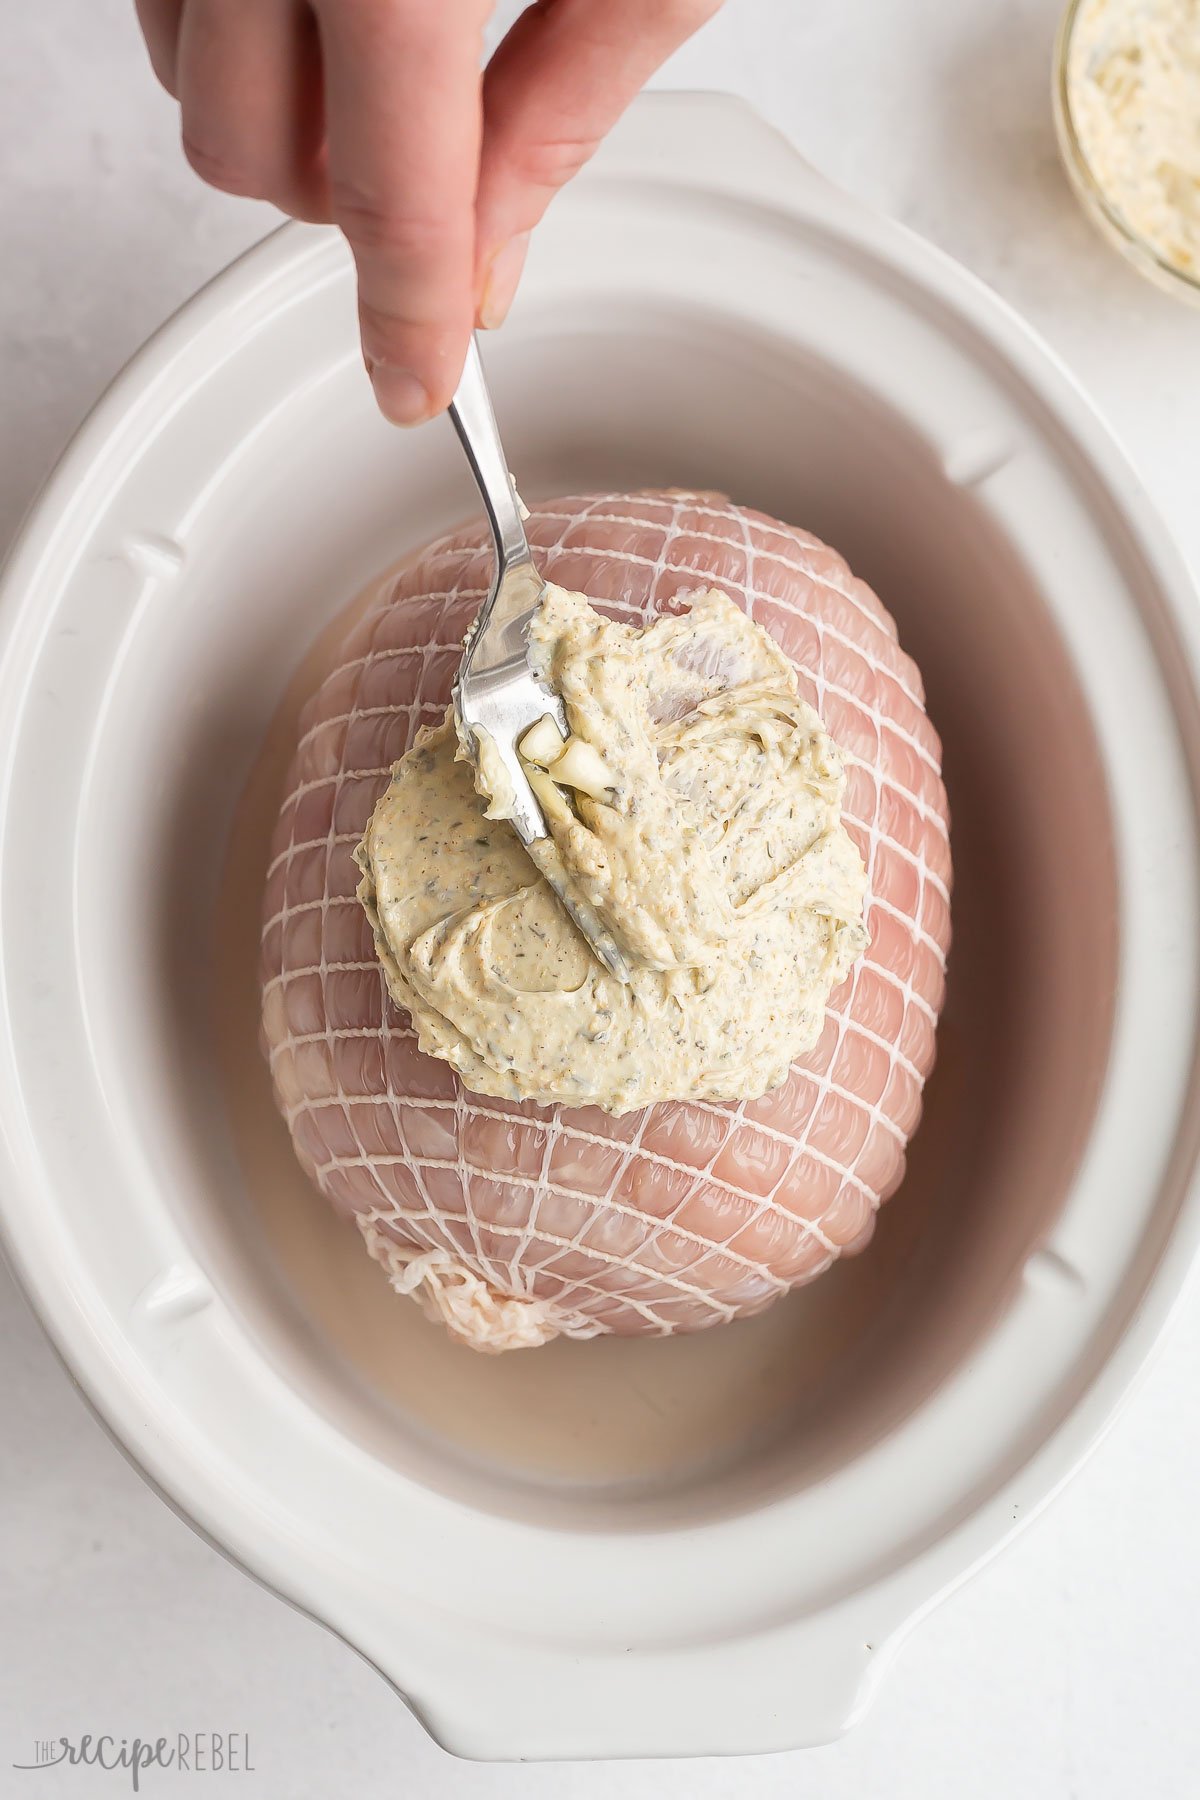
[1057,0,1200,296]
[356,585,868,1114]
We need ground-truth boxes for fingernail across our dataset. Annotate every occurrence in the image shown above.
[479,232,530,330]
[369,363,431,426]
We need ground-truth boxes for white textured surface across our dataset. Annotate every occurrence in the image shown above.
[2,1,1199,1794]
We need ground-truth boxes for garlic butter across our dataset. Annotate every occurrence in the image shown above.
[1066,0,1200,279]
[356,585,868,1114]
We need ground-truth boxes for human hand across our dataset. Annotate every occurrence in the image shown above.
[136,1,722,423]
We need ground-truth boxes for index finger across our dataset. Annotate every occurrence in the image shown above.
[314,0,489,423]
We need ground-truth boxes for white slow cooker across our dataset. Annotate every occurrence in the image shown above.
[2,95,1199,1761]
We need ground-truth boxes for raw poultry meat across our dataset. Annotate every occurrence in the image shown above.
[260,491,951,1350]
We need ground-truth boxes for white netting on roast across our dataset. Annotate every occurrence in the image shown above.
[260,491,951,1349]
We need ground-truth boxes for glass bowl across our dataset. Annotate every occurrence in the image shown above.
[1053,0,1200,305]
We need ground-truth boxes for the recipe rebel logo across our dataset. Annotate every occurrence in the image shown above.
[11,1733,255,1791]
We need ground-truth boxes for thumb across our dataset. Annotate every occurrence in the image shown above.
[475,0,721,328]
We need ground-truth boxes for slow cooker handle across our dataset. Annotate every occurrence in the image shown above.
[597,88,866,226]
[342,1602,895,1760]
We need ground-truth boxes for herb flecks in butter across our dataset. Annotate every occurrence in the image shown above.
[356,585,868,1114]
[1069,0,1200,277]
